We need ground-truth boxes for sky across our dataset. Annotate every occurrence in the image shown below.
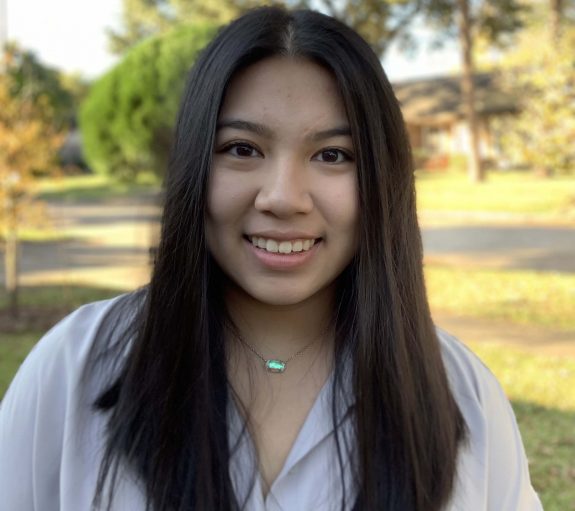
[4,0,461,82]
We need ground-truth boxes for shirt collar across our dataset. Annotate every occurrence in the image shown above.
[227,353,355,500]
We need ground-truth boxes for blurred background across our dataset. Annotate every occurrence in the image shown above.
[0,0,574,508]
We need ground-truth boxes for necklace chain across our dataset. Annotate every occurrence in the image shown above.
[235,333,318,373]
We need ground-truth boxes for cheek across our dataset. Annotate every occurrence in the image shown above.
[325,179,359,232]
[206,173,246,225]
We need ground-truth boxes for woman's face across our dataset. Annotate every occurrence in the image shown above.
[206,57,358,307]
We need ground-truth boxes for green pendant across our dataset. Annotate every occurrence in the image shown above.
[265,359,286,373]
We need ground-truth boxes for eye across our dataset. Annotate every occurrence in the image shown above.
[220,142,262,158]
[313,148,353,164]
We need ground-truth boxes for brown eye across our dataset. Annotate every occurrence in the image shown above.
[221,142,262,158]
[234,144,256,157]
[321,149,339,162]
[314,148,352,164]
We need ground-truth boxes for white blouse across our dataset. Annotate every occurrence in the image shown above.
[0,297,543,510]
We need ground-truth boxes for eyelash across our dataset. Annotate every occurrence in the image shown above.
[314,148,354,163]
[218,141,354,163]
[219,141,262,158]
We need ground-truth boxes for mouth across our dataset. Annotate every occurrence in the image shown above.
[244,235,321,255]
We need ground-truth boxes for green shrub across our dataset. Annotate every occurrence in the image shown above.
[79,23,217,180]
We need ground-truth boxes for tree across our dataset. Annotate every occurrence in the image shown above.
[416,0,525,181]
[311,0,432,57]
[80,23,217,180]
[104,0,527,182]
[109,0,430,60]
[548,0,575,39]
[4,44,77,130]
[0,70,63,315]
[107,0,263,54]
[491,16,574,175]
[313,0,525,181]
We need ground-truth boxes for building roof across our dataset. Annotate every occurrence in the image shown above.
[392,72,517,125]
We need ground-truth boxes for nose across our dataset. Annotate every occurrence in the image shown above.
[254,156,313,217]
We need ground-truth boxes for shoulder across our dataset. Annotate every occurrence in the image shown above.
[0,294,139,510]
[10,294,133,390]
[435,326,521,454]
[435,327,499,406]
[0,293,136,424]
[435,328,543,511]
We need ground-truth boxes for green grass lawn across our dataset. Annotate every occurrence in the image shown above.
[11,173,161,242]
[37,172,160,202]
[416,170,575,217]
[34,169,575,215]
[0,285,121,311]
[2,167,575,508]
[471,343,575,510]
[0,286,573,509]
[426,265,575,331]
[0,332,40,394]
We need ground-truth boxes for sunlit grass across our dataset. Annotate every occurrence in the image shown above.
[470,343,575,510]
[0,286,573,510]
[470,343,575,411]
[0,285,121,311]
[0,286,121,397]
[37,172,160,201]
[416,170,575,217]
[6,173,161,241]
[0,332,39,395]
[426,265,575,330]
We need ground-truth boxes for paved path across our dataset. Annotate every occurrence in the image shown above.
[8,196,574,283]
[1,195,573,356]
[5,196,161,290]
[433,313,575,359]
[422,225,575,273]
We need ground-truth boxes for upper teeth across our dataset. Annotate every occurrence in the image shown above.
[250,237,316,254]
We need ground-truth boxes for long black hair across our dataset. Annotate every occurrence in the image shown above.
[91,7,467,511]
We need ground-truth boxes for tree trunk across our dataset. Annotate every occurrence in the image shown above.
[549,0,563,43]
[5,229,19,317]
[457,0,483,183]
[4,197,19,317]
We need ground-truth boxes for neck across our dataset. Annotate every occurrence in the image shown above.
[224,282,336,365]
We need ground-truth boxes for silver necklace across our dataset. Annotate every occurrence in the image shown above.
[236,333,317,374]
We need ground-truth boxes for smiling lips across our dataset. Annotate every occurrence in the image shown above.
[248,236,317,254]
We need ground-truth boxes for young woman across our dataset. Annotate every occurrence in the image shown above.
[0,7,542,511]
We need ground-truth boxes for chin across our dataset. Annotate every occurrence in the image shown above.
[249,289,314,307]
[242,279,334,308]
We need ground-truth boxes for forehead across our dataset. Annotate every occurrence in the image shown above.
[218,57,349,126]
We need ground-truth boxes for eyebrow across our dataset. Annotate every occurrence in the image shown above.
[216,118,352,141]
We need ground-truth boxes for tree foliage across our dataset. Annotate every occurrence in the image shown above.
[418,0,525,43]
[315,0,526,182]
[314,0,527,57]
[100,0,531,183]
[493,23,575,175]
[311,0,427,57]
[417,0,525,181]
[107,0,264,54]
[80,23,217,179]
[4,44,77,130]
[0,57,64,313]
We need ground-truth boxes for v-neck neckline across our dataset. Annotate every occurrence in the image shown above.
[227,358,355,507]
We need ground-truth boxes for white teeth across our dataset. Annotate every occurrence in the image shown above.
[249,236,317,254]
[265,239,279,253]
